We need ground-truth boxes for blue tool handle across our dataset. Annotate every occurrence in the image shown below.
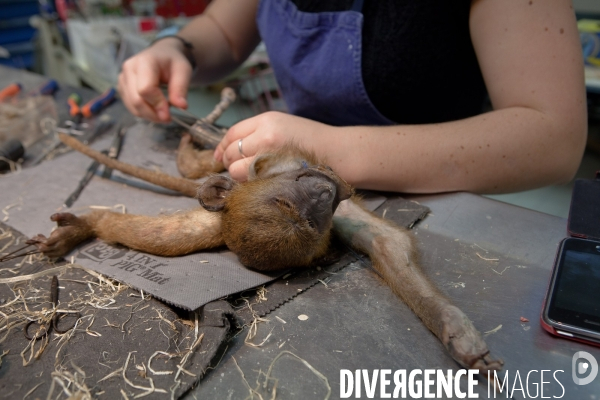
[82,88,117,117]
[38,79,59,95]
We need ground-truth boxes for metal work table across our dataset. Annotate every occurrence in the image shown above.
[1,66,598,399]
[187,192,599,399]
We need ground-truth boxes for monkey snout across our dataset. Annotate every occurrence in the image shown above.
[316,183,334,202]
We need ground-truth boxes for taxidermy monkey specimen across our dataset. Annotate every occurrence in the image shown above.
[29,135,503,373]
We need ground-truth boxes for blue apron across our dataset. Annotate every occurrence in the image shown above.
[256,0,395,126]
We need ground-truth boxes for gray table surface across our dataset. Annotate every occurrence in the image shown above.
[1,66,598,399]
[185,192,600,399]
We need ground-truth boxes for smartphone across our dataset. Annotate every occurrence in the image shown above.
[541,237,600,346]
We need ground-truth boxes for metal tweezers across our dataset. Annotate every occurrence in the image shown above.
[169,106,226,148]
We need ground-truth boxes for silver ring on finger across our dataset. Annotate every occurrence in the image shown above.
[238,138,245,157]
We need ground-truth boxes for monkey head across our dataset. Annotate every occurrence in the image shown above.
[197,148,352,271]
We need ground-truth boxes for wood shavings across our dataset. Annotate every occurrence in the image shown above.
[445,282,465,289]
[484,324,503,335]
[122,352,167,397]
[1,199,22,222]
[297,314,309,321]
[174,333,204,382]
[0,227,16,254]
[256,286,268,302]
[0,264,70,284]
[491,266,511,276]
[245,327,275,348]
[263,351,331,400]
[472,243,489,252]
[22,381,43,399]
[232,356,265,400]
[98,367,124,383]
[155,309,177,331]
[0,349,8,368]
[317,279,329,288]
[476,252,499,262]
[148,351,175,375]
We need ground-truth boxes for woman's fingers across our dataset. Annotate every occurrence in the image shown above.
[214,115,260,162]
[227,156,256,182]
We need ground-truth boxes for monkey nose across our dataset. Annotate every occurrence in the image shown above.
[316,183,334,202]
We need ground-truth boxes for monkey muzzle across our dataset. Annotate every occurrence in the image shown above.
[293,166,353,233]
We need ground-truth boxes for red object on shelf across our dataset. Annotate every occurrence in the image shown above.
[138,17,158,32]
[154,0,209,17]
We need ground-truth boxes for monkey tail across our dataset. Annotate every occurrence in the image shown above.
[58,132,199,198]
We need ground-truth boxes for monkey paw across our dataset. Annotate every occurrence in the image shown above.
[440,305,503,373]
[27,213,93,258]
[177,134,224,179]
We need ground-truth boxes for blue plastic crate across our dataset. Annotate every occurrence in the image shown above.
[0,1,39,19]
[0,26,36,45]
[0,51,33,68]
[0,38,35,68]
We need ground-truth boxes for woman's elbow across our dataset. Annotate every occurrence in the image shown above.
[550,118,588,185]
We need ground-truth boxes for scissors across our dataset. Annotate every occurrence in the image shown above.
[23,275,81,340]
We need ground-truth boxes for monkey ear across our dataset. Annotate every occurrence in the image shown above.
[197,175,237,211]
[250,153,304,180]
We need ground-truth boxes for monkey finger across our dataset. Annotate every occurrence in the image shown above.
[26,234,47,246]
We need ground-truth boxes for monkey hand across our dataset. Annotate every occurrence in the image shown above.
[440,304,503,373]
[214,112,328,182]
[176,133,224,179]
[27,213,95,258]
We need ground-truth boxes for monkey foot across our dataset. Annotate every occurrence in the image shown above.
[440,305,503,373]
[27,213,93,258]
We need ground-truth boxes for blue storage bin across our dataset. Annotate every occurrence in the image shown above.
[0,1,39,19]
[0,0,39,69]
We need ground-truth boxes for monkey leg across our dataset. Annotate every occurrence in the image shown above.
[29,208,225,258]
[177,133,225,179]
[333,199,503,372]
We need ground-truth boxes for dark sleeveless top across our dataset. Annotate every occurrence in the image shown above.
[290,0,487,124]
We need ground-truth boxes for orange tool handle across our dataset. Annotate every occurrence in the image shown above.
[0,83,22,101]
[67,93,82,117]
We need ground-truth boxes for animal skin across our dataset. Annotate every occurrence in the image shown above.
[29,134,503,372]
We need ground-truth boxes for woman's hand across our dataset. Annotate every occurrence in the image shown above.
[118,38,193,123]
[214,111,328,181]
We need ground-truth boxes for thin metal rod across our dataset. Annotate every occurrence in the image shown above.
[0,250,41,263]
[0,244,35,261]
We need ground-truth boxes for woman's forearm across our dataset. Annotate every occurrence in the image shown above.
[309,106,586,194]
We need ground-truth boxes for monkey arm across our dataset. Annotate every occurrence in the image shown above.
[177,133,225,179]
[29,208,225,258]
[332,199,502,372]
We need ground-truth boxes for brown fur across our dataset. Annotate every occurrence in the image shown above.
[176,133,225,179]
[29,140,502,372]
